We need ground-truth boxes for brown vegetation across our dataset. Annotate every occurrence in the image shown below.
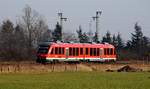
[0,62,149,73]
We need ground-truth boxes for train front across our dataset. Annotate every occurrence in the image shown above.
[36,42,51,63]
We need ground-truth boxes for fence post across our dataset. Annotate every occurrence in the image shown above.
[65,63,67,71]
[0,66,2,73]
[76,64,78,71]
[52,64,54,72]
[8,66,9,73]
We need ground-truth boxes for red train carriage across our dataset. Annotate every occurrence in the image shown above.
[36,42,116,63]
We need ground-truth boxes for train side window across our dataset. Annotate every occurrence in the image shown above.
[62,48,64,55]
[90,48,92,56]
[51,48,54,54]
[97,48,100,56]
[80,48,83,55]
[110,48,113,55]
[59,47,61,54]
[94,48,97,56]
[107,48,110,55]
[76,48,79,56]
[55,47,58,54]
[73,48,76,56]
[104,48,107,55]
[69,48,72,56]
[85,48,89,55]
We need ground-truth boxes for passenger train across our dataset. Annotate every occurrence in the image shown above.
[36,42,116,63]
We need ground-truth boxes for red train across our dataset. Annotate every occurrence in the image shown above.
[36,42,116,63]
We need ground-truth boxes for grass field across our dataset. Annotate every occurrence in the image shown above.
[0,72,149,89]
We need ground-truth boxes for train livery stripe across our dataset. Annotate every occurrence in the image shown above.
[46,58,116,61]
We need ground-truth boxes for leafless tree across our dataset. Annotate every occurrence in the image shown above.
[21,5,48,58]
[34,17,49,46]
[22,5,39,48]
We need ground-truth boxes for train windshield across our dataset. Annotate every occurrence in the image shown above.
[38,47,49,54]
[37,44,50,54]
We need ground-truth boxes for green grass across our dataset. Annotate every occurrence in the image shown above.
[0,72,149,89]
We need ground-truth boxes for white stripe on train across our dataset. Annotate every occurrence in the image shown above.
[46,58,116,61]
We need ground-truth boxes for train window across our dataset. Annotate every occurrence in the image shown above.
[51,48,54,54]
[59,47,61,54]
[76,48,79,56]
[80,48,83,55]
[107,48,110,55]
[90,48,92,56]
[97,48,100,56]
[85,48,88,55]
[73,48,76,56]
[93,48,96,56]
[55,47,58,54]
[62,48,64,55]
[110,48,113,55]
[104,48,107,55]
[69,48,72,56]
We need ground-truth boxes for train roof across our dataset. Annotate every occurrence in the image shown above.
[50,42,115,48]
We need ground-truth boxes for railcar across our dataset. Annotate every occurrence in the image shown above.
[36,42,116,63]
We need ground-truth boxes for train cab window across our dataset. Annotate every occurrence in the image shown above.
[51,48,54,54]
[104,48,107,55]
[80,48,83,55]
[85,48,89,55]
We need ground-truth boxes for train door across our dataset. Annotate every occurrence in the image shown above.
[100,48,103,60]
[65,48,69,60]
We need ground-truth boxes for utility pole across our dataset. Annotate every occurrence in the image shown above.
[92,11,102,41]
[58,13,67,41]
[88,20,93,42]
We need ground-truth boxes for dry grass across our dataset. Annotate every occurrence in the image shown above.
[0,62,149,73]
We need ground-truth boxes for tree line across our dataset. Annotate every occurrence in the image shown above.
[77,23,150,60]
[0,6,149,61]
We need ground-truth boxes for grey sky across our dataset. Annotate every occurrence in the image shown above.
[0,0,149,41]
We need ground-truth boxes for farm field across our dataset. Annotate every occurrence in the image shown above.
[0,72,149,89]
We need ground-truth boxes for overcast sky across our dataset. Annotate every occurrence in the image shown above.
[0,0,149,41]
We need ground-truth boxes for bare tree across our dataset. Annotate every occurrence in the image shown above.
[34,18,49,46]
[22,5,39,48]
[21,5,48,58]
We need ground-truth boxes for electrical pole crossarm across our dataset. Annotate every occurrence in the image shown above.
[92,11,102,42]
[57,12,68,41]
